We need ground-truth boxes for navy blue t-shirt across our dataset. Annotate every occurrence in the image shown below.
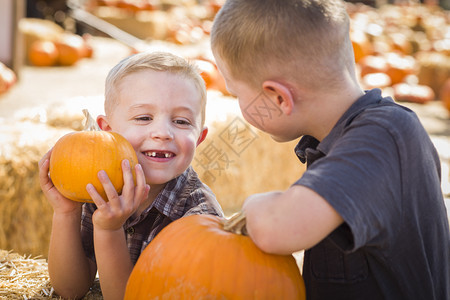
[294,89,450,299]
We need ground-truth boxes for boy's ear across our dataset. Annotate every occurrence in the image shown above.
[196,126,208,146]
[97,115,112,131]
[262,80,294,115]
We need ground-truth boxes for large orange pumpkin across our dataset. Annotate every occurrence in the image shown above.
[49,110,138,202]
[124,213,306,299]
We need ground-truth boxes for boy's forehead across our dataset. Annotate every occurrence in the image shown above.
[127,102,198,113]
[113,87,203,114]
[108,69,205,119]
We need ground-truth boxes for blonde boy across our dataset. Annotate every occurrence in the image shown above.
[211,0,450,299]
[39,51,223,299]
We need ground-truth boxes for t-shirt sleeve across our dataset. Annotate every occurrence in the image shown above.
[294,122,403,252]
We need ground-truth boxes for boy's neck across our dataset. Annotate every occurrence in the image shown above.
[303,84,364,141]
[136,183,167,216]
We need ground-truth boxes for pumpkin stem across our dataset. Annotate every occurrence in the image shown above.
[222,210,248,236]
[82,109,101,131]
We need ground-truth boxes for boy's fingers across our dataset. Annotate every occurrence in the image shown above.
[121,159,135,201]
[133,164,149,206]
[38,148,52,169]
[97,170,122,208]
[38,149,56,190]
[38,158,55,192]
[38,160,50,190]
[86,183,107,209]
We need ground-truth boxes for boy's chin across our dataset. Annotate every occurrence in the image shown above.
[146,178,171,186]
[270,134,294,143]
[145,172,184,186]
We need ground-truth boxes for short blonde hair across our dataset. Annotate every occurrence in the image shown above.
[105,51,207,126]
[211,0,355,90]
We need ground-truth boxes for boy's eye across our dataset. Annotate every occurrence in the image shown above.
[174,119,191,126]
[135,116,152,122]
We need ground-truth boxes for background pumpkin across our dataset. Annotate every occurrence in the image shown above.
[54,33,87,66]
[49,110,138,202]
[393,83,435,104]
[28,40,59,67]
[194,58,219,90]
[440,78,450,114]
[0,63,17,95]
[350,29,373,63]
[125,213,306,300]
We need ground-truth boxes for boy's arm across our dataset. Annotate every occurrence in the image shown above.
[243,185,343,255]
[86,160,149,300]
[39,151,97,298]
[48,210,98,298]
[93,228,134,300]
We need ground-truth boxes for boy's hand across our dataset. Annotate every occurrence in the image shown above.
[87,160,150,231]
[38,149,83,214]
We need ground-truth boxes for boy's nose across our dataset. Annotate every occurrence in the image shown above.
[150,121,174,141]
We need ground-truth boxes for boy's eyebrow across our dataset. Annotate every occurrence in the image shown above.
[129,103,197,116]
[128,103,157,111]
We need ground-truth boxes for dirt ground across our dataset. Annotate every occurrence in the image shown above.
[0,36,449,215]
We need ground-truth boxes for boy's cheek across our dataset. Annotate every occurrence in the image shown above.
[114,129,141,148]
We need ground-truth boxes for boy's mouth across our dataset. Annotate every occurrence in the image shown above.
[144,151,175,158]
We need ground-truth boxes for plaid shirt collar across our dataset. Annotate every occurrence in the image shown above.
[152,167,191,219]
[135,166,194,222]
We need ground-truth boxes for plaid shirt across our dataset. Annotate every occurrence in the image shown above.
[80,166,223,264]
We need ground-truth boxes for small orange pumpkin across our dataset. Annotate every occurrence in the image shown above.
[194,59,219,90]
[384,52,416,85]
[28,40,59,67]
[0,63,17,94]
[55,33,86,66]
[125,213,306,300]
[358,55,388,77]
[393,83,435,104]
[49,110,138,202]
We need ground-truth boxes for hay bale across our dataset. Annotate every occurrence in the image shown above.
[417,51,450,98]
[0,249,102,299]
[93,7,171,40]
[0,120,71,258]
[13,96,105,131]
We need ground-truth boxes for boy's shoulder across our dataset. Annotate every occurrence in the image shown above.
[313,89,432,159]
[344,89,423,137]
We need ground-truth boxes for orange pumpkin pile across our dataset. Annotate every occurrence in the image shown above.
[84,0,223,45]
[348,3,449,108]
[49,110,138,202]
[28,33,94,67]
[125,213,306,299]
